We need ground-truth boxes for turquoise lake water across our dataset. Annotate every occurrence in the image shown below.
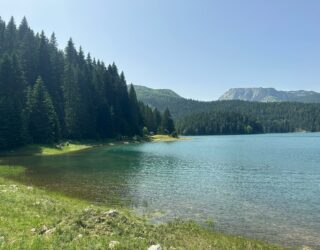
[1,133,320,248]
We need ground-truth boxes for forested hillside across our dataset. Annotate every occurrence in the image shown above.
[176,112,263,135]
[0,17,174,149]
[135,86,320,134]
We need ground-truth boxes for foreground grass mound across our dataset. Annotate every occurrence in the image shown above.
[0,166,284,250]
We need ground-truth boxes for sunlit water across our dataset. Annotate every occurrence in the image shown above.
[1,133,320,248]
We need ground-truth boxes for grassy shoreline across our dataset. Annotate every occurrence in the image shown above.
[150,135,190,142]
[0,135,189,157]
[0,165,284,250]
[0,142,94,156]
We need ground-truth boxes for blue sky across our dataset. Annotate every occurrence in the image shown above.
[1,0,320,100]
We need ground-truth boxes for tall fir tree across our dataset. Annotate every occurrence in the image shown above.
[26,77,60,143]
[0,54,26,149]
[4,17,17,53]
[128,84,142,135]
[62,62,82,139]
[48,32,65,131]
[18,16,29,41]
[0,17,6,54]
[161,108,175,134]
[18,24,39,86]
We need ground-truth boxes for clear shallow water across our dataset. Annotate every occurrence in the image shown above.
[1,133,320,248]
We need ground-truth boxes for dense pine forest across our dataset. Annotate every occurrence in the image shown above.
[176,101,320,134]
[0,17,175,150]
[176,112,263,135]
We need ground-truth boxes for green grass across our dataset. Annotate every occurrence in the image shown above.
[150,135,190,142]
[0,137,147,157]
[0,142,93,156]
[0,136,188,157]
[0,165,285,250]
[39,143,92,155]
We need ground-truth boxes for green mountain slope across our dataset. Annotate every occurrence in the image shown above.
[132,85,182,111]
[133,85,181,99]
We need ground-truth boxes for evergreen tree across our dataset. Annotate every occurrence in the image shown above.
[27,77,60,143]
[128,84,142,135]
[0,18,6,54]
[18,16,29,41]
[0,54,26,149]
[161,108,175,134]
[93,61,114,138]
[138,102,164,134]
[18,22,39,86]
[65,38,78,64]
[38,31,52,85]
[62,62,82,139]
[4,17,17,53]
[76,47,96,138]
[154,108,162,133]
[48,32,65,131]
[112,69,130,135]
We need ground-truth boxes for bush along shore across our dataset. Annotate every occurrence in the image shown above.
[0,165,286,250]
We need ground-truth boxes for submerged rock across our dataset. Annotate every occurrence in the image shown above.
[148,244,162,250]
[109,240,120,249]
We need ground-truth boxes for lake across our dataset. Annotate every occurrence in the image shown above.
[1,133,320,248]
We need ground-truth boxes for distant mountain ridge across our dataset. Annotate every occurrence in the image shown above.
[218,87,320,103]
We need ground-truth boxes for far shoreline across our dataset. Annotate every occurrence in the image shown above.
[1,131,317,157]
[0,134,189,157]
